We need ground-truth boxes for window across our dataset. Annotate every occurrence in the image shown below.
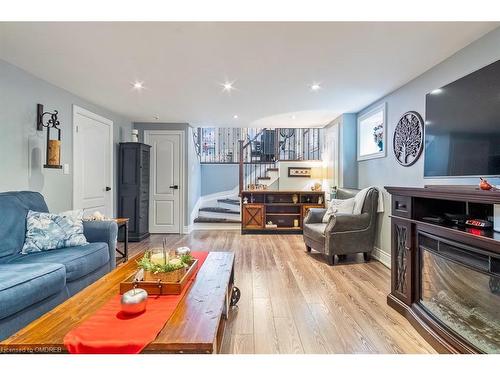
[357,103,387,161]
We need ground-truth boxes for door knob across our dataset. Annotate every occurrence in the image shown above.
[169,185,179,189]
[105,186,112,191]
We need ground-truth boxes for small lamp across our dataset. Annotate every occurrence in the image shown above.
[310,167,323,191]
[37,104,62,169]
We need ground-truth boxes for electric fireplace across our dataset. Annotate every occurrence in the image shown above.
[418,232,500,353]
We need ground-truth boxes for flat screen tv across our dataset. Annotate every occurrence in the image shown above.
[424,59,500,177]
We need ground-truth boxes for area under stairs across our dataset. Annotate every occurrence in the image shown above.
[194,164,280,224]
[194,198,241,224]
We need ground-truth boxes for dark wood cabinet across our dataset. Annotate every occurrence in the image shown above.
[386,185,500,354]
[118,142,151,242]
[391,217,413,305]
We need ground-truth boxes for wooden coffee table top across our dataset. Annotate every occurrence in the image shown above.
[0,251,235,354]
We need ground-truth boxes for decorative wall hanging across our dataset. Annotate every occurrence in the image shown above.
[288,167,311,177]
[37,103,62,169]
[393,111,424,167]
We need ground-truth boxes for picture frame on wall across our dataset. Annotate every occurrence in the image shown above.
[357,102,387,161]
[288,167,312,177]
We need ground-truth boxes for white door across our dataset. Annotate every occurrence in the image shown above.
[73,105,113,217]
[145,130,183,233]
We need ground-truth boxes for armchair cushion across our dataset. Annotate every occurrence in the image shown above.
[330,213,371,233]
[303,223,327,243]
[304,208,327,224]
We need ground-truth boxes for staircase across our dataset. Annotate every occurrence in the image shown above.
[194,195,241,224]
[193,164,281,225]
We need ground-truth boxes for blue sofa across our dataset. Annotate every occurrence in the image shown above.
[0,191,118,341]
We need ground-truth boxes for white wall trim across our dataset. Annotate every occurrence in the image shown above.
[372,246,391,268]
[72,105,114,215]
[144,129,186,235]
[189,196,202,226]
[192,223,240,231]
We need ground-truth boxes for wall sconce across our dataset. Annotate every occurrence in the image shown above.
[37,104,62,169]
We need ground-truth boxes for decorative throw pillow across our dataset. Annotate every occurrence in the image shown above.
[21,210,88,254]
[322,197,355,223]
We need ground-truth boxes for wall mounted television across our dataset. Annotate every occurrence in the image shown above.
[424,59,500,177]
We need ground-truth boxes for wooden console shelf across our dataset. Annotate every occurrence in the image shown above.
[385,185,500,354]
[241,190,325,234]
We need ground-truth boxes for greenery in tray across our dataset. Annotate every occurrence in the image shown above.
[137,252,194,274]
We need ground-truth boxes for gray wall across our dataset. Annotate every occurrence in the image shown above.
[356,27,500,257]
[0,59,132,214]
[329,114,358,189]
[200,164,239,196]
[134,122,201,227]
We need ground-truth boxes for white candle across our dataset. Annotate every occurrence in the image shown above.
[150,252,167,265]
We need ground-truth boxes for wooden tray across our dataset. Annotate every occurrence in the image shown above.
[119,258,199,295]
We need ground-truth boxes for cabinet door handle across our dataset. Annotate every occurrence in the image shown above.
[105,186,112,192]
[169,185,179,189]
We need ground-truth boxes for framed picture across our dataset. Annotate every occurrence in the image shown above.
[357,102,387,161]
[288,167,311,178]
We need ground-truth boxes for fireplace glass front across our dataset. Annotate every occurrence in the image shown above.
[419,233,500,353]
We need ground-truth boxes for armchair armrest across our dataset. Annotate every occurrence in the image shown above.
[328,213,370,233]
[304,208,327,224]
[83,220,118,269]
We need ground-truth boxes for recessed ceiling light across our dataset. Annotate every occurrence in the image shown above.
[221,80,235,93]
[310,83,321,91]
[132,81,144,90]
[291,115,296,120]
[233,115,239,119]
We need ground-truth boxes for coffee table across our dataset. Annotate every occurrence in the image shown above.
[0,251,235,354]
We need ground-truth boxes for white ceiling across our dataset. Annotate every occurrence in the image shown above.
[0,22,497,127]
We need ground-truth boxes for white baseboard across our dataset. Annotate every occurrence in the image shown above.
[183,225,193,234]
[192,223,240,231]
[372,246,391,268]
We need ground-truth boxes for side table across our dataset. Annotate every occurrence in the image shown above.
[113,218,129,264]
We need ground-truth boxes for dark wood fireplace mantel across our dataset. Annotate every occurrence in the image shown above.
[385,185,500,354]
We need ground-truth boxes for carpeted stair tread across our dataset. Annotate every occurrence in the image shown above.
[194,217,241,223]
[199,207,240,214]
[217,198,240,206]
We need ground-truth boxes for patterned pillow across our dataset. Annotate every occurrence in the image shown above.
[322,197,356,223]
[21,210,88,254]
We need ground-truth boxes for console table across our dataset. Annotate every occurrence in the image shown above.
[386,185,500,354]
[240,190,325,234]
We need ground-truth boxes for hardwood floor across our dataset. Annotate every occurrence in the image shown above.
[125,231,436,354]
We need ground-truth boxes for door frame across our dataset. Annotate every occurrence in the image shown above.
[144,129,185,234]
[72,105,114,215]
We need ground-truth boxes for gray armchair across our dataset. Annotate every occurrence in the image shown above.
[303,187,379,265]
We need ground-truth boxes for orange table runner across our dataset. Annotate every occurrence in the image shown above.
[63,251,209,354]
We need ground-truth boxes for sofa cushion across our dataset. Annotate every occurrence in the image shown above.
[0,192,48,259]
[21,210,88,254]
[303,223,327,243]
[0,263,66,320]
[10,243,110,282]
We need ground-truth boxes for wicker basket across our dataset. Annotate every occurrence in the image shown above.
[143,267,187,283]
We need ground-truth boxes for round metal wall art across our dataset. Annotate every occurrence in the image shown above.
[393,111,424,167]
